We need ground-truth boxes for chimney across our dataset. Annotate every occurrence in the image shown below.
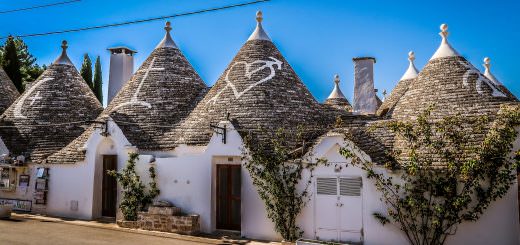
[107,46,137,104]
[352,57,377,114]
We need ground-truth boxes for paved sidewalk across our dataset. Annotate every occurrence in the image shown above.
[2,213,277,245]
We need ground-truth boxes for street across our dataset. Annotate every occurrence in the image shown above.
[0,217,206,245]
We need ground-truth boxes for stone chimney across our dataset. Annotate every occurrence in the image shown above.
[352,57,377,114]
[107,47,137,104]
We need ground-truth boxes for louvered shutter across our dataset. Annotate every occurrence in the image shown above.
[316,177,337,195]
[339,177,362,196]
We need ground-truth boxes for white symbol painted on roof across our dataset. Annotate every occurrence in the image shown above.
[14,77,54,119]
[28,91,42,106]
[112,57,164,111]
[458,60,506,97]
[208,57,283,104]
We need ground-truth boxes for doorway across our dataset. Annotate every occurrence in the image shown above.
[102,155,117,217]
[216,164,241,230]
[315,176,363,243]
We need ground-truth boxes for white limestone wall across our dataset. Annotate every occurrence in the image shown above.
[44,120,132,220]
[142,121,279,240]
[300,134,520,245]
[298,135,407,244]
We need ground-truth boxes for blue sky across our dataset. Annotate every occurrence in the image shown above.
[1,0,519,106]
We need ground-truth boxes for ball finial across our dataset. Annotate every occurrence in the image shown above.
[61,40,68,50]
[256,11,263,23]
[165,21,172,32]
[440,24,449,39]
[484,57,490,65]
[408,51,415,62]
[334,74,340,85]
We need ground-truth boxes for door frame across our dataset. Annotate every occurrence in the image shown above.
[212,156,242,232]
[313,174,364,243]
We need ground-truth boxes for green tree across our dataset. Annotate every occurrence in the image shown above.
[339,106,520,245]
[93,56,103,103]
[107,152,160,221]
[242,127,325,242]
[80,54,93,89]
[1,36,23,92]
[0,36,45,91]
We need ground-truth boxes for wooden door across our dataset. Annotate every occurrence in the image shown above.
[216,164,241,230]
[102,155,117,217]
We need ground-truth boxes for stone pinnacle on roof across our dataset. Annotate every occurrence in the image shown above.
[327,74,347,99]
[156,21,178,49]
[430,24,460,60]
[400,51,420,80]
[482,57,503,86]
[247,11,271,41]
[53,40,74,65]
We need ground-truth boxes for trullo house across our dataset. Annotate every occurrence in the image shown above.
[0,12,518,245]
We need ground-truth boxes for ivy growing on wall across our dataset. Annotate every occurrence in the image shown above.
[242,127,326,242]
[108,152,160,221]
[340,105,520,245]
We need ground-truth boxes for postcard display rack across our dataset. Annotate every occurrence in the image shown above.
[34,168,49,205]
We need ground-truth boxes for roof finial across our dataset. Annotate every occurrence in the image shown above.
[400,51,420,80]
[484,57,491,72]
[408,51,415,62]
[482,57,503,86]
[256,11,263,23]
[430,23,460,60]
[156,20,178,49]
[165,21,172,32]
[61,40,68,51]
[53,40,73,65]
[248,10,271,41]
[327,74,346,99]
[440,24,449,41]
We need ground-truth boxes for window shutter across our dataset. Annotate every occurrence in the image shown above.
[316,177,337,195]
[339,177,362,196]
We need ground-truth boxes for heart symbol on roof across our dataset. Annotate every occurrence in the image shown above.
[207,57,283,104]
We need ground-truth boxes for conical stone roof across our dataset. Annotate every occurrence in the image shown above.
[0,67,20,114]
[0,41,103,163]
[46,22,208,164]
[377,51,419,117]
[102,21,208,150]
[392,25,517,121]
[325,74,352,111]
[162,11,330,149]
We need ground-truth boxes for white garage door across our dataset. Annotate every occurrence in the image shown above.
[315,176,363,243]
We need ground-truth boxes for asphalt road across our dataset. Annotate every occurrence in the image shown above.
[0,217,204,245]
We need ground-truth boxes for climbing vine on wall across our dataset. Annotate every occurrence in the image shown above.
[339,105,520,245]
[242,127,326,242]
[108,152,160,221]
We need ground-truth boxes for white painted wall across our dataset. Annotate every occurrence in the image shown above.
[301,133,520,245]
[41,119,132,220]
[3,121,517,245]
